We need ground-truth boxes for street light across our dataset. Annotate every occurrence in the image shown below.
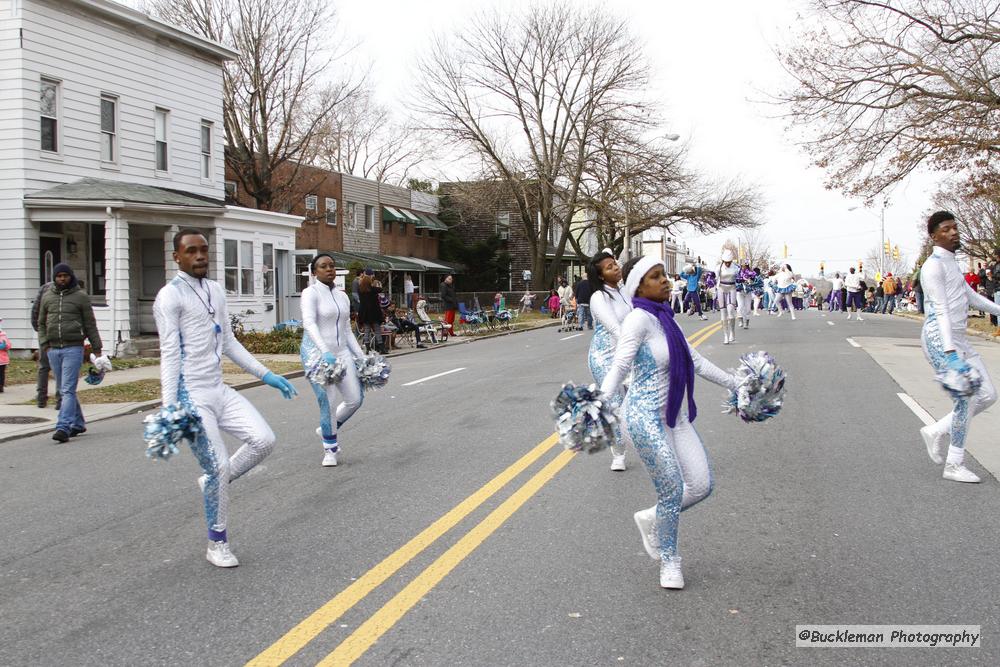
[847,199,888,275]
[623,133,681,262]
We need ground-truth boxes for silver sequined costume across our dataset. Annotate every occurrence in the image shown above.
[588,285,632,460]
[154,271,275,543]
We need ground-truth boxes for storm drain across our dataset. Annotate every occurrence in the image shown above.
[0,416,49,425]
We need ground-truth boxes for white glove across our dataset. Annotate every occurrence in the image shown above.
[90,353,113,372]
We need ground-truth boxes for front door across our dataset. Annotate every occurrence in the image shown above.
[39,236,61,284]
[275,249,288,322]
[138,238,166,333]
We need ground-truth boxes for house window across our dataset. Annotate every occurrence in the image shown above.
[347,202,357,230]
[40,78,59,152]
[240,240,254,296]
[415,226,423,237]
[365,205,375,232]
[496,212,510,240]
[200,121,213,179]
[100,94,117,163]
[305,195,318,212]
[224,180,237,202]
[325,198,337,225]
[89,224,107,297]
[295,253,311,292]
[224,239,239,294]
[398,219,406,235]
[154,108,169,171]
[262,243,274,296]
[382,211,392,234]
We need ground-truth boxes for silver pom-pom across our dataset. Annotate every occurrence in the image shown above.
[936,365,982,399]
[304,348,347,386]
[356,353,391,391]
[550,382,618,453]
[143,402,204,461]
[724,351,787,422]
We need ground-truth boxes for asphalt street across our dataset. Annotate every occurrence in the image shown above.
[1,309,998,666]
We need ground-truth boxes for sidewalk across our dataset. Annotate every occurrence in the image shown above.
[0,319,560,443]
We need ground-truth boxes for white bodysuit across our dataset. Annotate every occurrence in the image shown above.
[154,271,276,543]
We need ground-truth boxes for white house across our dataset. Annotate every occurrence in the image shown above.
[0,0,302,352]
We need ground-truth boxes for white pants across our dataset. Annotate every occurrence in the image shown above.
[310,358,364,450]
[188,384,275,542]
[736,292,752,320]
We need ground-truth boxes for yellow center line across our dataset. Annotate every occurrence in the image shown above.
[246,434,559,667]
[316,323,723,666]
[315,450,578,667]
[247,321,720,667]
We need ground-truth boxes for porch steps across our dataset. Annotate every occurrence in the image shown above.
[121,335,160,359]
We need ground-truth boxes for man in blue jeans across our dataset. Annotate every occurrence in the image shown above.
[36,263,110,442]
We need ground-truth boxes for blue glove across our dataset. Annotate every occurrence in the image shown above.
[945,351,971,374]
[263,371,298,399]
[322,352,336,365]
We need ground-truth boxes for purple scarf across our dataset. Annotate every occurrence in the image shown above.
[632,296,696,428]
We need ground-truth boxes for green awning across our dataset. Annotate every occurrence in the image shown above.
[382,206,406,222]
[415,212,448,231]
[400,209,421,223]
[346,251,426,272]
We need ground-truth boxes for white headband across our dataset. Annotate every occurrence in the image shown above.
[623,255,663,301]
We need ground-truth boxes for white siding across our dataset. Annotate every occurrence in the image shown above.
[18,0,227,198]
[341,174,379,253]
[379,183,409,209]
[411,190,439,214]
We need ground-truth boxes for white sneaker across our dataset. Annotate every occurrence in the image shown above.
[856,316,864,322]
[610,454,626,471]
[919,426,945,465]
[322,449,339,467]
[198,474,207,493]
[847,312,853,320]
[206,540,239,568]
[633,508,660,560]
[659,556,684,589]
[699,315,707,320]
[943,463,980,483]
[790,313,796,320]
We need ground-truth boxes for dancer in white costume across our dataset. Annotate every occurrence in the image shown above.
[587,250,632,472]
[300,254,366,467]
[601,256,737,589]
[918,211,1000,483]
[717,250,739,344]
[829,272,844,312]
[844,266,865,321]
[773,264,797,320]
[154,229,298,568]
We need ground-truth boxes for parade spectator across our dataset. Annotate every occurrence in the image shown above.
[403,273,415,308]
[874,281,885,313]
[0,319,9,393]
[547,290,560,318]
[439,274,458,335]
[881,273,897,314]
[991,249,1000,334]
[37,263,104,442]
[557,278,573,312]
[414,293,440,343]
[494,290,503,311]
[519,291,535,313]
[358,270,387,353]
[30,280,59,409]
[982,270,997,326]
[386,303,427,349]
[574,276,594,330]
[350,271,362,313]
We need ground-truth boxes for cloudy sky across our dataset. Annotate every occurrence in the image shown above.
[337,0,941,275]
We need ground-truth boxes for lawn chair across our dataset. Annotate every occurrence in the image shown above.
[458,302,484,334]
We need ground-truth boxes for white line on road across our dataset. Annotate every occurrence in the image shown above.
[846,338,861,348]
[897,392,935,426]
[560,333,584,341]
[827,321,835,326]
[402,368,466,387]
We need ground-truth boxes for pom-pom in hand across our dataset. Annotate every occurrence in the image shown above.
[356,353,391,391]
[143,402,204,461]
[724,351,787,422]
[551,382,618,453]
[305,349,347,386]
[937,352,981,398]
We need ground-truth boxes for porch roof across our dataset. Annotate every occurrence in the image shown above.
[24,178,226,211]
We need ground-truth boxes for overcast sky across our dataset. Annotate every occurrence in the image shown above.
[336,0,941,275]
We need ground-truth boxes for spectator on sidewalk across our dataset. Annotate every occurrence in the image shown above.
[991,249,1000,335]
[350,271,362,314]
[31,280,59,409]
[386,304,427,349]
[0,319,9,393]
[574,276,594,330]
[982,270,997,327]
[519,291,535,313]
[547,290,560,318]
[403,273,415,308]
[36,263,105,442]
[557,278,573,313]
[874,281,885,313]
[439,274,459,336]
[358,270,387,354]
[881,272,898,314]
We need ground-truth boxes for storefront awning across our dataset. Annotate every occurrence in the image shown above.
[414,212,449,232]
[400,209,421,223]
[387,255,461,273]
[382,206,406,222]
[345,251,427,272]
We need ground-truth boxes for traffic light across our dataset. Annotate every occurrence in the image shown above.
[893,245,900,260]
[884,240,891,256]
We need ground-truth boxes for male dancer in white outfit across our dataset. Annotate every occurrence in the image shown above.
[773,264,797,320]
[918,211,1000,483]
[717,250,739,344]
[300,254,366,467]
[154,229,298,568]
[844,267,865,320]
[829,272,844,312]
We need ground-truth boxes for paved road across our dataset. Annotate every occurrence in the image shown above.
[1,310,997,666]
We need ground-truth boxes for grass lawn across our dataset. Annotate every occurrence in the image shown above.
[896,311,1000,338]
[4,357,161,386]
[77,379,162,404]
[221,360,302,376]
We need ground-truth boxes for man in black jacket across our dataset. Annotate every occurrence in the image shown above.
[439,275,458,336]
[31,281,59,409]
[573,277,593,330]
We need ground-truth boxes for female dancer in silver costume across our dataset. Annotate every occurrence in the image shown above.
[300,254,366,467]
[601,256,737,589]
[586,250,632,472]
[717,250,739,344]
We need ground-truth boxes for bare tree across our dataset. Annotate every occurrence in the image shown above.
[311,86,433,185]
[863,244,911,279]
[933,181,1000,261]
[148,0,360,210]
[416,4,656,289]
[735,228,775,268]
[776,0,1000,199]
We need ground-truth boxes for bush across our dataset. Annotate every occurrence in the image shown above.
[235,327,302,354]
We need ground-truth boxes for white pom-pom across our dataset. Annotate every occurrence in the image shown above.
[143,402,204,461]
[724,351,787,423]
[936,365,982,399]
[304,349,347,386]
[551,382,618,453]
[356,353,391,391]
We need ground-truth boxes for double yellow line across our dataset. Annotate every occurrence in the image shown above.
[248,319,721,667]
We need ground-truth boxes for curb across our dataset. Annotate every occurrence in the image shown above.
[0,320,562,444]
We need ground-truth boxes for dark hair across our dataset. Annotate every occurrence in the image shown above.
[927,210,955,236]
[173,227,207,251]
[586,250,616,294]
[620,256,644,284]
[310,253,335,274]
